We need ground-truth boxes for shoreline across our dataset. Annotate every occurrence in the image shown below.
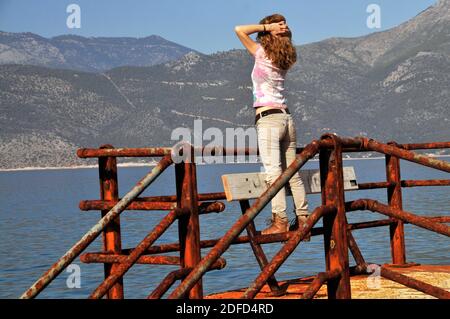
[1,155,449,172]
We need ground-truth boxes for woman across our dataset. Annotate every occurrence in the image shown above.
[235,14,309,236]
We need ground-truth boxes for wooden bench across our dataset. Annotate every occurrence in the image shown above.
[221,167,358,202]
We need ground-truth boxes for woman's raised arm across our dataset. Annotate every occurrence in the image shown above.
[234,25,264,56]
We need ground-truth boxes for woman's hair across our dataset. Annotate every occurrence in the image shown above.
[257,13,297,70]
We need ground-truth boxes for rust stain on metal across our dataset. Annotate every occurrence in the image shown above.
[80,253,181,265]
[80,200,178,211]
[77,147,172,158]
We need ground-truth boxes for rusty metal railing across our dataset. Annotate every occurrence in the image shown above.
[20,153,174,299]
[20,134,450,299]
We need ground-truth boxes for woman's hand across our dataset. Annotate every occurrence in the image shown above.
[266,21,289,35]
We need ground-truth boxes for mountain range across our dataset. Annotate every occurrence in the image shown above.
[0,0,449,169]
[0,32,198,72]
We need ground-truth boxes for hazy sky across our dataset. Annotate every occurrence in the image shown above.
[0,0,438,54]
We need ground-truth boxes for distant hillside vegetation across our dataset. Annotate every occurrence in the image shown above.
[1,0,449,169]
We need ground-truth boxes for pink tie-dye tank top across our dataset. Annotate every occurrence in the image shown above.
[251,43,287,109]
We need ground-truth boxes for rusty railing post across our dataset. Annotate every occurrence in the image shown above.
[98,145,124,299]
[385,142,406,265]
[175,147,203,299]
[319,134,351,299]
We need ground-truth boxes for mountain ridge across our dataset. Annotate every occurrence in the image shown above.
[0,2,449,169]
[0,31,199,72]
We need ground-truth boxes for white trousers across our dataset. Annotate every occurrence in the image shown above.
[256,112,309,220]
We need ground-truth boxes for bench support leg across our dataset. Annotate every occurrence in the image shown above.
[239,200,285,296]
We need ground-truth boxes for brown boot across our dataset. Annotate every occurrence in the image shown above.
[261,215,289,235]
[289,215,311,241]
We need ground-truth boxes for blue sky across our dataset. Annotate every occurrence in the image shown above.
[0,0,438,54]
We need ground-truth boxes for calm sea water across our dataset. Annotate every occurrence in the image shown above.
[0,158,449,298]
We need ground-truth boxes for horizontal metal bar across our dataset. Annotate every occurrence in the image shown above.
[319,140,450,152]
[347,199,450,237]
[80,200,177,211]
[77,147,173,158]
[380,266,450,299]
[76,139,450,159]
[318,136,366,149]
[79,200,225,214]
[358,182,392,190]
[80,193,227,209]
[364,139,450,173]
[79,144,381,159]
[358,180,450,190]
[401,179,450,187]
[122,193,227,202]
[399,142,450,151]
[80,254,180,265]
[77,146,259,158]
